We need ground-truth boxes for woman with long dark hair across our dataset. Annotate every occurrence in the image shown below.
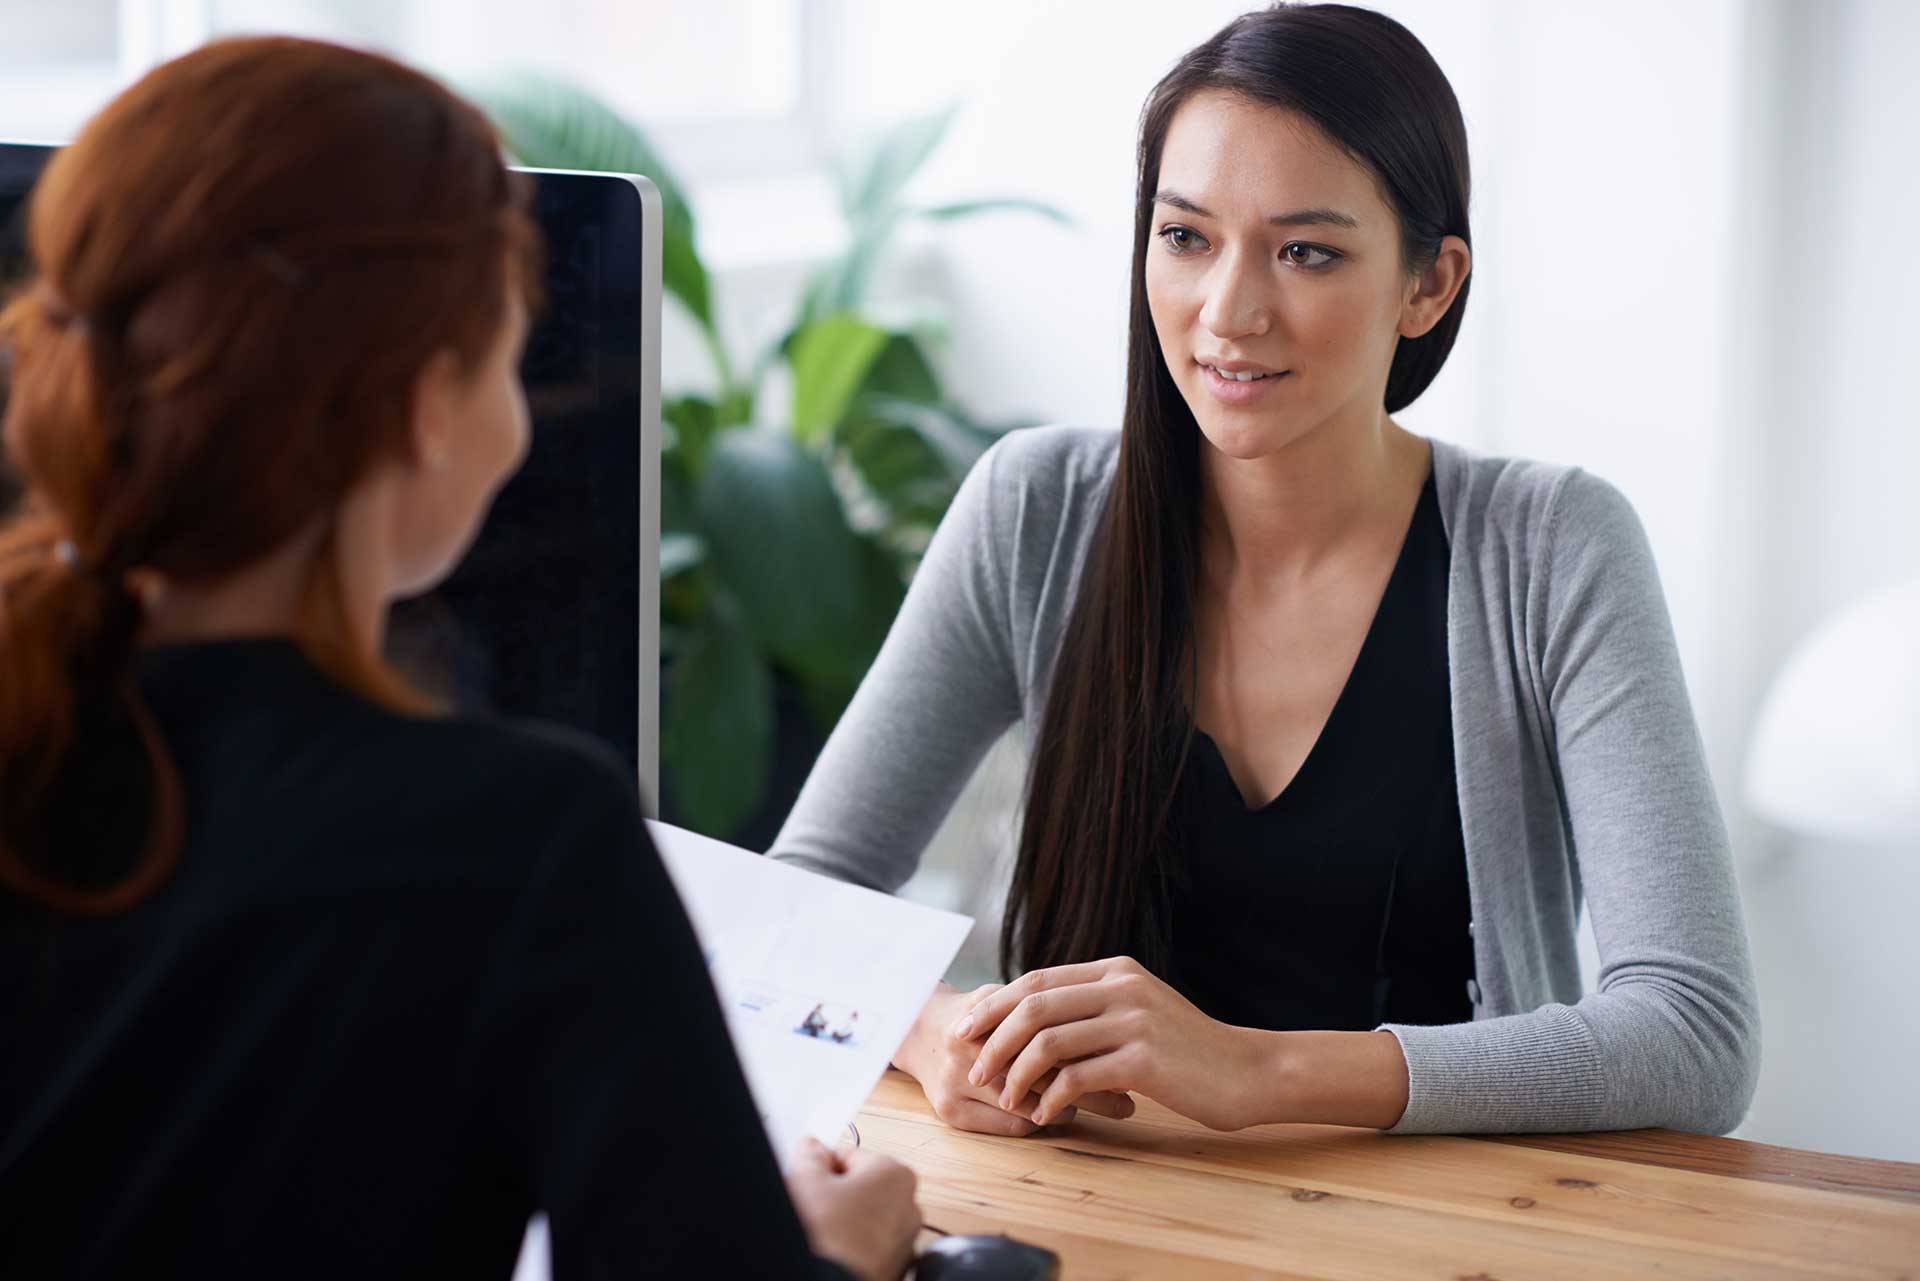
[775,2,1758,1138]
[0,38,918,1279]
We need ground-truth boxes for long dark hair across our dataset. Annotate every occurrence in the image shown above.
[1003,3,1472,978]
[0,37,540,914]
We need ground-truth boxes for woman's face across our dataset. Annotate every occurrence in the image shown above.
[385,284,532,597]
[1144,89,1424,461]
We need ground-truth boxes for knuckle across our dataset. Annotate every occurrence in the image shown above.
[968,983,1002,1009]
[1020,990,1049,1021]
[1033,1027,1059,1056]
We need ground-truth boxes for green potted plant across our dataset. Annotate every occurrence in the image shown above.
[469,73,1066,842]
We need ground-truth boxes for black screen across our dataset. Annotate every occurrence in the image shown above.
[0,146,645,769]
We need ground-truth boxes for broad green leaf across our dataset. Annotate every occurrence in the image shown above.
[836,103,959,227]
[664,394,719,469]
[661,231,714,335]
[660,607,772,839]
[716,384,755,430]
[850,533,908,645]
[859,333,941,404]
[789,313,891,444]
[796,535,907,732]
[915,197,1073,225]
[467,71,714,332]
[839,414,954,522]
[660,450,696,533]
[695,427,867,679]
[857,394,1002,473]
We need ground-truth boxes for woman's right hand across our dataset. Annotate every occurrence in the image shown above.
[785,1138,920,1281]
[892,982,1136,1136]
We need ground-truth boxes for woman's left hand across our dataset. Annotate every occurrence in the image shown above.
[953,956,1271,1132]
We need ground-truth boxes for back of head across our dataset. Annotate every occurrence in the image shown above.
[0,36,539,914]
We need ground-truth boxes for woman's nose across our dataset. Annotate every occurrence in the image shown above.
[1198,251,1274,341]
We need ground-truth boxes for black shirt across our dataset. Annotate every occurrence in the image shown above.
[0,639,852,1281]
[1167,472,1475,1032]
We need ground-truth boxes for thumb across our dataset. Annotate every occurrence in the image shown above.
[948,1098,1040,1137]
[789,1136,839,1173]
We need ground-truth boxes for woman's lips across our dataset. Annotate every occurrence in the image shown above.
[1199,361,1291,405]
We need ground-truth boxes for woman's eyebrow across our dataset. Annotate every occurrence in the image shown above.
[1270,207,1359,229]
[1154,189,1359,229]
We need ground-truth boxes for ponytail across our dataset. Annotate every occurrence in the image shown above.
[0,497,183,916]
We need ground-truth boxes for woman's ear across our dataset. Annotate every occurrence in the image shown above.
[1398,235,1472,340]
[407,348,461,472]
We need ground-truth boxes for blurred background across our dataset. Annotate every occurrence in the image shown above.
[3,0,1914,1162]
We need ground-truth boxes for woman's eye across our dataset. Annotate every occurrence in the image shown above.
[1282,241,1340,269]
[1157,225,1207,255]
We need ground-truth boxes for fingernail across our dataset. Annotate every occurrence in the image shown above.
[1032,1109,1048,1127]
[1000,1089,1013,1110]
[952,1016,973,1039]
[968,1063,984,1086]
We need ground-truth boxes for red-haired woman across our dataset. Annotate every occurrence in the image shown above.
[0,38,916,1281]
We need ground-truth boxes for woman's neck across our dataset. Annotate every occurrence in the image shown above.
[1197,407,1428,583]
[137,461,403,651]
[138,522,386,654]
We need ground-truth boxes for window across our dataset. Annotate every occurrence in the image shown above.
[0,0,121,141]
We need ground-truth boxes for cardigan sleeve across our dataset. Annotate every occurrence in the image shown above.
[767,435,1026,891]
[1382,469,1761,1135]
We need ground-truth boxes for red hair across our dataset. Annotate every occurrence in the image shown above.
[0,36,541,913]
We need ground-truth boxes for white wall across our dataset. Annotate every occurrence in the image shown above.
[1727,0,1920,1163]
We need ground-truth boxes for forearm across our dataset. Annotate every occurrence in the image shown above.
[1245,1028,1410,1130]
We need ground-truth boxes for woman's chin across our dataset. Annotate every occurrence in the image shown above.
[1193,414,1313,463]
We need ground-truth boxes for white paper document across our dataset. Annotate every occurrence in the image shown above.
[644,819,973,1164]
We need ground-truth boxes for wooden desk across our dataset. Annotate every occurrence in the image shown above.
[856,1070,1920,1280]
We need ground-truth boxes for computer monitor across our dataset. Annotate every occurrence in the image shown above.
[0,142,662,804]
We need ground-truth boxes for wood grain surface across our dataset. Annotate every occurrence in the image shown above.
[857,1070,1920,1280]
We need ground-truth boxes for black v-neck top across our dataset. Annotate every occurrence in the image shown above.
[0,640,853,1281]
[1167,472,1475,1033]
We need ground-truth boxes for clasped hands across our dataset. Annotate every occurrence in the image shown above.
[894,955,1271,1136]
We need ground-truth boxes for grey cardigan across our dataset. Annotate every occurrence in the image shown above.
[771,426,1760,1136]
